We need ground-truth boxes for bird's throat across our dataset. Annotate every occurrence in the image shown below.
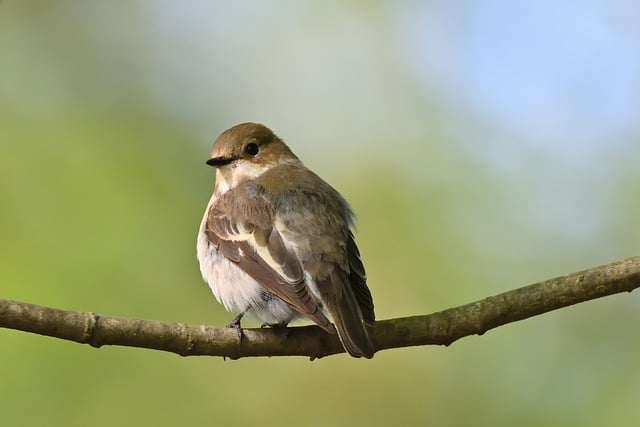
[214,162,270,196]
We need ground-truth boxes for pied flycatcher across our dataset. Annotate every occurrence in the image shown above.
[197,123,375,358]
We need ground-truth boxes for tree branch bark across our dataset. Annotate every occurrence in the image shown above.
[1,256,639,359]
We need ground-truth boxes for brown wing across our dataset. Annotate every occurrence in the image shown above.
[347,231,375,323]
[206,201,335,333]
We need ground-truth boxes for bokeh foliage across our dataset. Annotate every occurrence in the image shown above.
[1,2,639,426]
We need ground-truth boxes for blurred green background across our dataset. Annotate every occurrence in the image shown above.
[1,2,639,426]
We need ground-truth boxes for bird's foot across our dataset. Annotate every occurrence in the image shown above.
[227,313,244,341]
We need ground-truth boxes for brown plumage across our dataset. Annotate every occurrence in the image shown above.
[197,123,375,358]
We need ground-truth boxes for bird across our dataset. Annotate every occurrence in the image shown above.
[197,122,375,358]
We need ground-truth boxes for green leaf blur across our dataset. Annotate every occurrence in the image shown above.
[1,2,639,426]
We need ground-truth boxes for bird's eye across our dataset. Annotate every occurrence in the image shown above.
[245,142,259,156]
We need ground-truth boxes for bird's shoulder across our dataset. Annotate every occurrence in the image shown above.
[256,162,353,221]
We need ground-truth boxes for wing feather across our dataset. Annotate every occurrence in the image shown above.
[347,231,375,323]
[206,202,334,333]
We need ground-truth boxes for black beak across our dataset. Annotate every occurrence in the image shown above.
[206,156,234,167]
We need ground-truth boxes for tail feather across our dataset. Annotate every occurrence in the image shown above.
[321,269,375,358]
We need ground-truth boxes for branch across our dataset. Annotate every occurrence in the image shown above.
[1,256,639,359]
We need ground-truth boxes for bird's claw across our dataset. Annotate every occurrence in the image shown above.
[227,314,244,341]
